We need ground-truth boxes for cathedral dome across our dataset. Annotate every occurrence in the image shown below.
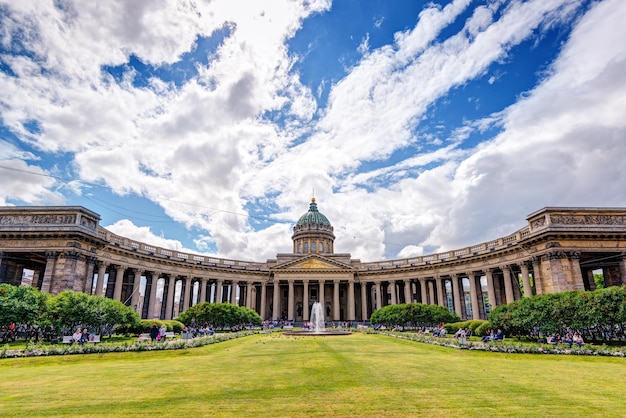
[292,198,335,254]
[296,198,331,227]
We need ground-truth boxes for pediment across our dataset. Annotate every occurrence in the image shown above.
[273,254,354,271]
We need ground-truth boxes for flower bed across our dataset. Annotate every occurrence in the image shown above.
[0,331,261,359]
[370,331,626,357]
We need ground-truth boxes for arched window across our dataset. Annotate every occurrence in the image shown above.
[311,242,316,252]
[304,242,308,252]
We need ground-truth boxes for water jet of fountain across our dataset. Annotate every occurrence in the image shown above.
[310,301,325,333]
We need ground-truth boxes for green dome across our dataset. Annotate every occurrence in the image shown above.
[296,198,331,226]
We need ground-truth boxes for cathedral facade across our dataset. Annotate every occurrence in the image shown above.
[1,201,626,322]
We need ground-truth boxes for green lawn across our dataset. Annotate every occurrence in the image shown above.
[1,333,625,417]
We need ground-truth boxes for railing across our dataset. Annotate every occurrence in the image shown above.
[95,213,544,273]
[97,227,266,270]
[359,225,539,270]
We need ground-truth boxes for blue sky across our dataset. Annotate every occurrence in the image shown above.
[1,0,626,262]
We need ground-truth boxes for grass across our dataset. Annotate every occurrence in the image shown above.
[1,332,625,417]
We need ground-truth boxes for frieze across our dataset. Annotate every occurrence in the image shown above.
[550,214,626,225]
[80,217,97,230]
[0,214,76,225]
[531,218,545,229]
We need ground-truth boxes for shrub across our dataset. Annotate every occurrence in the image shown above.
[474,321,491,337]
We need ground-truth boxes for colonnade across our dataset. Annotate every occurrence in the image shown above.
[82,260,542,322]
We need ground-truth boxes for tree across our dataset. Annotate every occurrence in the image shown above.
[48,291,140,337]
[488,286,626,341]
[177,302,262,329]
[369,303,459,328]
[0,284,49,328]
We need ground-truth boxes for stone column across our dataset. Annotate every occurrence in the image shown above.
[246,283,253,308]
[520,262,533,297]
[532,257,544,295]
[333,280,340,320]
[428,281,435,305]
[230,281,239,305]
[165,276,175,320]
[303,280,310,321]
[183,277,192,310]
[502,266,515,304]
[147,273,160,319]
[586,270,596,291]
[199,278,207,303]
[216,280,224,303]
[347,280,355,321]
[95,262,107,296]
[436,277,445,306]
[113,265,126,302]
[485,269,497,310]
[404,279,412,304]
[131,270,143,313]
[568,252,585,291]
[360,282,368,321]
[375,282,382,310]
[319,279,325,307]
[41,251,58,294]
[230,280,239,306]
[389,280,397,305]
[468,273,480,320]
[288,279,295,320]
[272,280,280,320]
[258,281,265,319]
[451,276,463,318]
[619,253,626,287]
[419,278,427,304]
[83,257,97,294]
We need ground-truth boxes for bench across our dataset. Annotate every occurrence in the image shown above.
[138,332,175,342]
[62,335,101,344]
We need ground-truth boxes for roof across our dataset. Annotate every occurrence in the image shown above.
[295,198,331,227]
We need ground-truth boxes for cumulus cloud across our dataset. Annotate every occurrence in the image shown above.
[1,0,625,264]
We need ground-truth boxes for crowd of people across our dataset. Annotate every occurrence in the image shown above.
[546,332,585,347]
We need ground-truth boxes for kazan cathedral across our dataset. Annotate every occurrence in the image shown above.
[1,201,626,323]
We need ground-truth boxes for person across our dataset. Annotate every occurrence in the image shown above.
[548,333,561,345]
[493,329,504,341]
[150,324,159,342]
[158,324,167,342]
[79,328,90,345]
[456,328,467,344]
[481,329,493,343]
[573,332,585,347]
[71,328,82,346]
[563,333,574,348]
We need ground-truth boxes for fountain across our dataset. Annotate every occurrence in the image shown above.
[309,301,325,333]
[283,301,351,336]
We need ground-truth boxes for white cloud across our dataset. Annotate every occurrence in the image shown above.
[1,0,625,265]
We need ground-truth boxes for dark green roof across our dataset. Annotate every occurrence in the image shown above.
[296,198,331,226]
